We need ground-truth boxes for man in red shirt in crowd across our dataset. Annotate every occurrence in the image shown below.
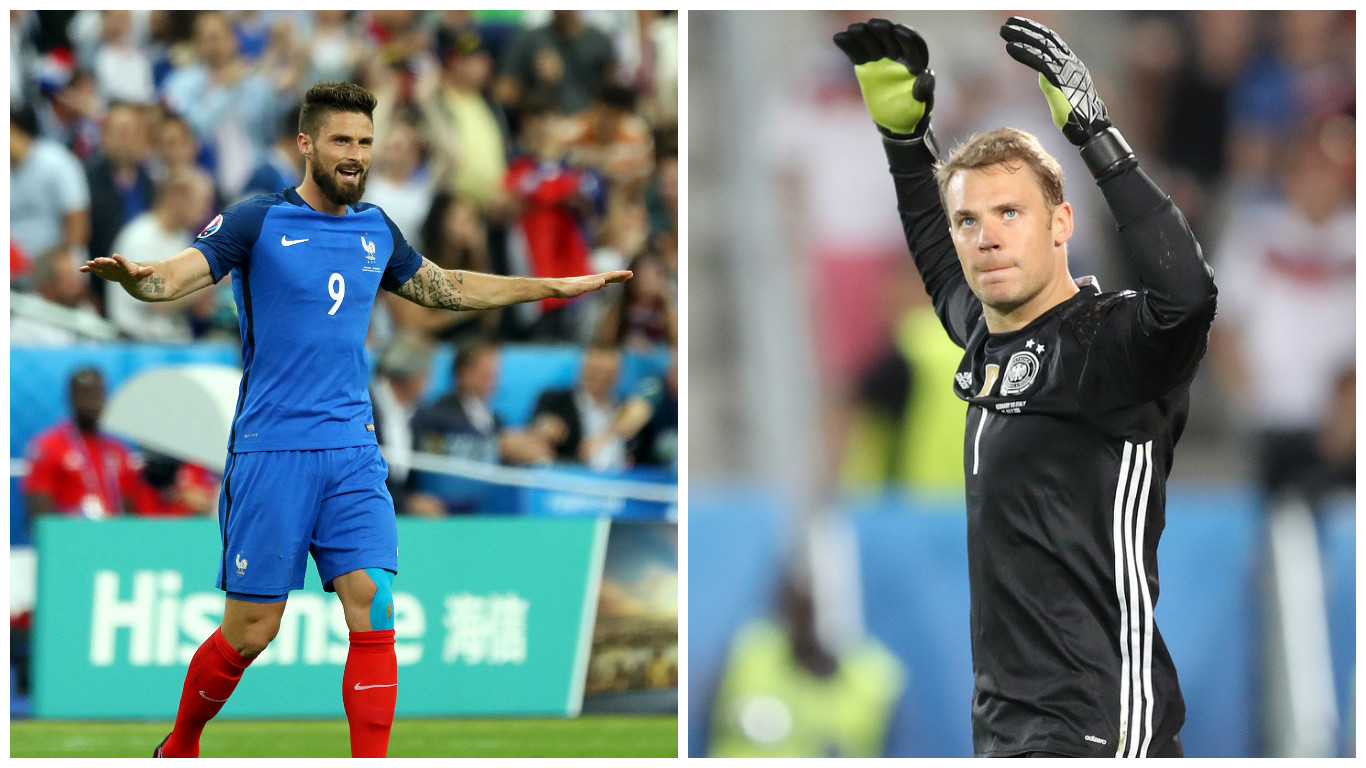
[128,452,219,517]
[23,367,146,522]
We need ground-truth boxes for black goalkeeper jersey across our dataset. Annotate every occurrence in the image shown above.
[883,137,1217,757]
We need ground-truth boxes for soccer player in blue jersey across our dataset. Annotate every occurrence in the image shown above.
[81,82,630,758]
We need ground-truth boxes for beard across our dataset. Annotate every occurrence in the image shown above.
[311,160,368,207]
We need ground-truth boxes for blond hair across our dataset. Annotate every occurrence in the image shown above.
[935,127,1065,210]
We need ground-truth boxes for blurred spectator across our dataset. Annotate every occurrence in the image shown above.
[433,25,513,215]
[23,367,148,522]
[35,64,102,159]
[369,333,446,518]
[567,83,655,204]
[531,344,625,469]
[365,52,452,242]
[11,103,91,277]
[411,340,557,466]
[1226,11,1355,189]
[632,11,679,127]
[74,10,156,106]
[232,10,275,63]
[240,107,304,199]
[592,197,650,273]
[364,11,429,69]
[161,10,292,201]
[85,101,154,267]
[127,452,219,517]
[308,10,365,85]
[497,11,616,115]
[709,570,905,757]
[838,275,967,494]
[584,348,678,470]
[386,193,498,342]
[1125,12,1249,191]
[105,167,217,342]
[504,97,599,340]
[11,11,42,108]
[11,250,103,345]
[645,128,678,238]
[145,11,198,92]
[596,250,677,352]
[1209,122,1355,500]
[148,111,203,185]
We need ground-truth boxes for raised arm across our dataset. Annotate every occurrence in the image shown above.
[79,247,216,302]
[834,19,980,347]
[391,256,631,311]
[1001,16,1217,401]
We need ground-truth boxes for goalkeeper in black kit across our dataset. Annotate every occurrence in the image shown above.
[834,17,1217,758]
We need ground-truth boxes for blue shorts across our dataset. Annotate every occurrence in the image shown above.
[215,445,398,597]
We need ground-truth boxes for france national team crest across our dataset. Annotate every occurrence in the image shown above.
[198,214,223,239]
[999,350,1041,396]
[361,235,382,273]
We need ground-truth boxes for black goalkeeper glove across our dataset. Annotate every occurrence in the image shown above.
[999,16,1135,180]
[833,18,936,143]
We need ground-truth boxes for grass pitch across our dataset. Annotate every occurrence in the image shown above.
[10,715,678,758]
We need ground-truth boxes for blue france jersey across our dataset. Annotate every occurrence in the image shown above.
[193,188,423,453]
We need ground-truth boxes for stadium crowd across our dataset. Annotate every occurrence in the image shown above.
[11,10,679,521]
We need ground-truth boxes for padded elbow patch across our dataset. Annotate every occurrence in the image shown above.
[364,568,395,631]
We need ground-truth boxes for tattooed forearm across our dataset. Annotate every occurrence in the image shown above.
[126,274,168,301]
[395,259,465,310]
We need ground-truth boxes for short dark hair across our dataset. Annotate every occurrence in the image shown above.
[297,81,377,140]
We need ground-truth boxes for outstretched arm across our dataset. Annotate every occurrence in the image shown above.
[79,247,216,302]
[1001,16,1217,401]
[392,257,631,311]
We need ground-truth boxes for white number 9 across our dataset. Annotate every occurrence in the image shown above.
[328,272,345,315]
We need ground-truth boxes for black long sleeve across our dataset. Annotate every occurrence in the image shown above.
[884,136,981,349]
[1077,164,1218,408]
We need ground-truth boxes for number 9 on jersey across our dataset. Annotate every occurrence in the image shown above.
[328,272,345,315]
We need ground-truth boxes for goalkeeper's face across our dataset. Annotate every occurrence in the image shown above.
[946,162,1074,319]
[303,110,373,207]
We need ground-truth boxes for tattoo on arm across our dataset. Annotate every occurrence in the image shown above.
[395,258,464,311]
[142,276,166,297]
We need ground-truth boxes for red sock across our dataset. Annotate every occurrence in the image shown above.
[343,629,397,758]
[163,628,252,757]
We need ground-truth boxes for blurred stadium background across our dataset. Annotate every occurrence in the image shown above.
[690,10,1353,758]
[9,9,676,757]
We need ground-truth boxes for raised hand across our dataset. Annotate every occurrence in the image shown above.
[999,16,1110,147]
[833,18,936,139]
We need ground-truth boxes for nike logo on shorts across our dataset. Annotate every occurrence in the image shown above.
[281,236,309,246]
[353,683,398,691]
[199,690,230,703]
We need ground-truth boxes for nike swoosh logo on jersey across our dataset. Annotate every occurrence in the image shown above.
[281,236,310,246]
[353,683,398,691]
[199,690,230,703]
